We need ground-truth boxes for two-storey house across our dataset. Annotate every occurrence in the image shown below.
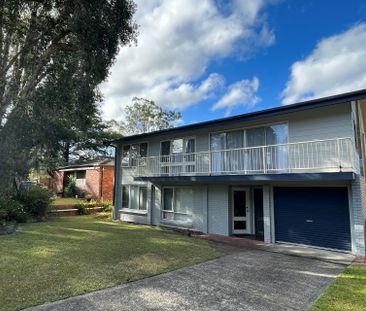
[108,90,366,256]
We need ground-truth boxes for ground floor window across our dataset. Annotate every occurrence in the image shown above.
[121,185,147,210]
[162,187,193,222]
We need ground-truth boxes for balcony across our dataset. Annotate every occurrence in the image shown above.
[130,138,355,178]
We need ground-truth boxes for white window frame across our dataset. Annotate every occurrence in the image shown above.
[121,184,148,211]
[159,137,197,175]
[159,136,196,156]
[121,142,149,167]
[209,121,289,151]
[161,186,193,221]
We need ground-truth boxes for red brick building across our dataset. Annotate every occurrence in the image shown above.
[53,158,115,202]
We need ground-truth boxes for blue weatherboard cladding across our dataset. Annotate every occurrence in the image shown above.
[274,187,351,251]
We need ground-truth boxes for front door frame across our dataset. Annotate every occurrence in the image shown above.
[232,187,251,234]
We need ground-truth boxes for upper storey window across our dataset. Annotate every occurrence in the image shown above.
[210,124,288,173]
[160,137,195,157]
[160,137,195,175]
[122,142,148,167]
[210,124,288,150]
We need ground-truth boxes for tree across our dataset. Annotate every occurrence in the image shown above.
[0,1,137,192]
[0,0,137,125]
[25,54,122,167]
[122,97,182,135]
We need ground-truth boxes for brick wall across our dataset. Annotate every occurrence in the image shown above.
[101,166,114,202]
[51,165,114,201]
[85,169,101,199]
[52,171,64,194]
[351,175,366,256]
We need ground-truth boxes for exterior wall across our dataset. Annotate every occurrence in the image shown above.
[208,185,229,235]
[113,145,122,220]
[114,102,366,255]
[119,158,149,221]
[192,185,208,233]
[120,210,150,224]
[288,104,353,142]
[85,169,101,199]
[53,166,115,201]
[119,103,353,160]
[151,185,161,225]
[101,166,114,202]
[148,185,207,232]
[351,176,366,256]
[263,185,273,243]
[118,181,219,234]
[52,171,64,194]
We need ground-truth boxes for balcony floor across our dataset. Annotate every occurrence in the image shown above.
[134,172,356,183]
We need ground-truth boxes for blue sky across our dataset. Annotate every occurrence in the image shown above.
[101,0,366,126]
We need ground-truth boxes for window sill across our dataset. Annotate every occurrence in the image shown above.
[119,208,148,216]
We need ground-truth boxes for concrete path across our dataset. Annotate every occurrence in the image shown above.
[27,247,351,311]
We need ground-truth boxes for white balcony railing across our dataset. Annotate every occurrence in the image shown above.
[131,137,355,177]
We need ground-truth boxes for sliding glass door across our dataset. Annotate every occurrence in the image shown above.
[210,123,288,174]
[160,138,195,175]
[265,124,288,172]
[210,133,226,173]
[226,130,244,172]
[246,127,266,172]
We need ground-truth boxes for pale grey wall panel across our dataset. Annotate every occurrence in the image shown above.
[289,104,353,142]
[192,185,208,233]
[208,185,229,235]
[120,212,149,224]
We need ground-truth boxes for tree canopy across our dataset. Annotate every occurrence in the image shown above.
[122,97,182,135]
[0,0,137,192]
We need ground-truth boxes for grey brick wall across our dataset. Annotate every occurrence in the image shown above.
[208,185,229,235]
[151,184,161,225]
[120,212,150,224]
[351,175,366,256]
[192,185,208,233]
[263,186,272,244]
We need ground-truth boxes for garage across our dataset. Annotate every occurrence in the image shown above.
[274,187,352,251]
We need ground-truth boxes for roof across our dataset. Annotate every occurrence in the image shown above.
[106,88,366,145]
[56,157,114,171]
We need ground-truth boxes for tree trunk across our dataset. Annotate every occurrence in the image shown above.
[63,142,70,164]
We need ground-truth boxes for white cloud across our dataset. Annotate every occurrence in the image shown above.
[147,73,225,110]
[282,23,366,105]
[212,77,260,115]
[101,0,274,120]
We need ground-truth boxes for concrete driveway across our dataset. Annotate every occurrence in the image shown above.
[27,247,352,311]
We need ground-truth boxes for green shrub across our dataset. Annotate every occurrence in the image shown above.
[88,200,98,208]
[0,209,8,225]
[6,200,27,222]
[0,198,27,223]
[64,175,77,197]
[75,202,87,215]
[101,201,112,212]
[16,185,53,218]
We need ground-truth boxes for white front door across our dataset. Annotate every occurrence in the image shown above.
[232,188,251,234]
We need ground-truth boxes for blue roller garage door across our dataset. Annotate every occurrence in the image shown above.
[274,187,351,251]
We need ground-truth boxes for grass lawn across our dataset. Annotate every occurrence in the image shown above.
[309,264,366,311]
[51,197,84,206]
[0,215,221,311]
